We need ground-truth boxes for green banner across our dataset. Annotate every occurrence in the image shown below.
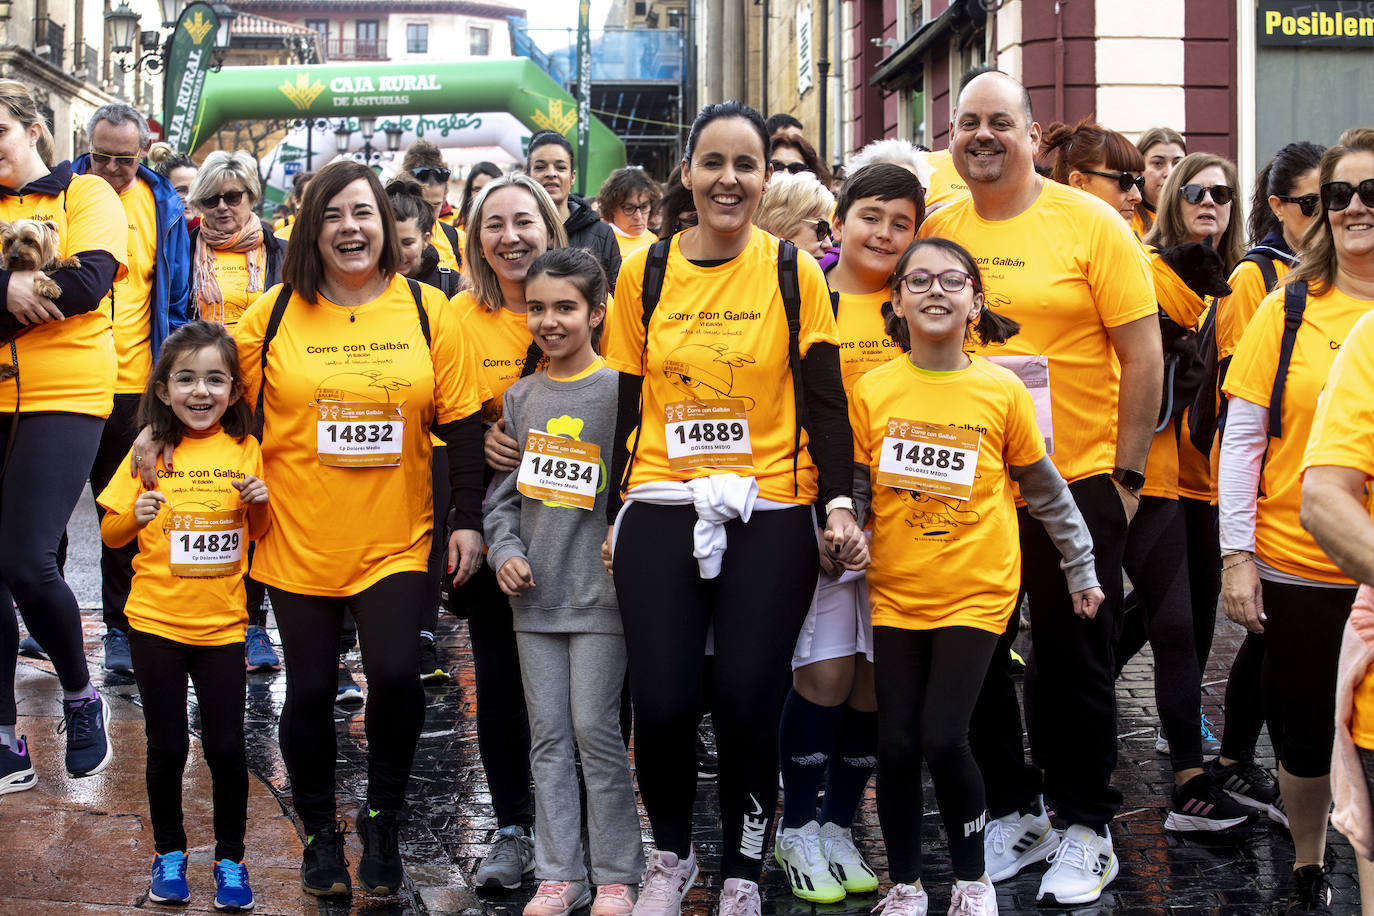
[162,1,220,153]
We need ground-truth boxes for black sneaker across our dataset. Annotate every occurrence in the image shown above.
[1163,771,1255,833]
[301,821,351,897]
[418,636,449,684]
[1286,863,1332,914]
[1207,757,1278,812]
[356,808,404,895]
[336,661,364,704]
[695,727,717,780]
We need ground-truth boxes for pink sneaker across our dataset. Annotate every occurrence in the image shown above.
[632,848,697,916]
[524,880,592,916]
[718,878,761,916]
[591,883,638,916]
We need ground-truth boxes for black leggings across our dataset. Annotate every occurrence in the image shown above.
[1260,578,1355,778]
[0,411,103,723]
[875,625,998,883]
[1220,631,1267,762]
[129,629,247,861]
[423,447,450,635]
[1181,497,1221,670]
[88,393,140,632]
[269,572,427,832]
[614,502,818,881]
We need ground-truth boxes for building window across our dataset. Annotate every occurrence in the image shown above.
[306,18,329,37]
[469,25,490,56]
[634,1,647,14]
[407,23,428,53]
[357,20,380,57]
[666,9,684,28]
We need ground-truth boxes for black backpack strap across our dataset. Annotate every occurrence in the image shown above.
[439,221,462,270]
[1241,250,1280,294]
[406,278,431,348]
[621,238,673,492]
[256,283,294,418]
[778,239,804,496]
[1268,280,1308,440]
[519,340,544,378]
[435,266,459,298]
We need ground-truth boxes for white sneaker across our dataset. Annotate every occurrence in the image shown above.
[1035,824,1118,906]
[633,848,697,916]
[871,883,928,916]
[818,822,879,894]
[983,800,1059,882]
[947,878,998,916]
[775,821,845,903]
[717,878,761,916]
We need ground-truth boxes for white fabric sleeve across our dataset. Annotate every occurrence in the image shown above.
[1218,395,1268,554]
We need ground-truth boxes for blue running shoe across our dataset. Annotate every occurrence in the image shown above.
[244,626,280,672]
[61,693,113,777]
[0,736,37,794]
[150,850,190,904]
[213,858,255,911]
[102,628,134,675]
[1200,712,1221,756]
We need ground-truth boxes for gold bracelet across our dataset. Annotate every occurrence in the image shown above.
[1222,555,1254,571]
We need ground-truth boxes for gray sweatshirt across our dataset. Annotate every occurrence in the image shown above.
[483,365,621,634]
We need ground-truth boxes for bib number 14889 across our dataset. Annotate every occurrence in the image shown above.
[663,399,752,471]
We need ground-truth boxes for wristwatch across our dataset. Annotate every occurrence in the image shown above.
[1111,466,1146,493]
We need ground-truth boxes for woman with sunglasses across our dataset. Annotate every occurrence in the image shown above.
[399,140,463,273]
[753,171,836,261]
[599,167,664,260]
[527,131,621,291]
[769,134,834,189]
[1221,128,1374,914]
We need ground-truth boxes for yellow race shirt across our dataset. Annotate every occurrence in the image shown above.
[450,290,531,421]
[852,355,1045,633]
[0,172,128,417]
[836,288,901,396]
[1224,284,1374,582]
[1144,251,1211,500]
[433,223,460,272]
[112,180,156,394]
[604,226,839,505]
[197,249,258,329]
[1218,256,1290,361]
[273,221,293,242]
[614,227,656,261]
[233,275,483,597]
[97,429,265,646]
[920,180,1157,484]
[919,149,969,210]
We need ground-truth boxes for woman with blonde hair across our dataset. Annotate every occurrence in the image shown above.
[754,171,835,261]
[1135,126,1187,234]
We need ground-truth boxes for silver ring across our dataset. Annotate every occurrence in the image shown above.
[134,455,142,465]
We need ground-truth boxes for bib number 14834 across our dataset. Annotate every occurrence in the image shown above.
[516,430,601,511]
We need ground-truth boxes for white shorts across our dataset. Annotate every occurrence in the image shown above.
[791,568,873,670]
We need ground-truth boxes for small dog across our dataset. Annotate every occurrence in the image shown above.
[0,218,81,298]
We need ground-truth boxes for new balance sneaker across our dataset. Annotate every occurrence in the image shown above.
[149,850,190,904]
[591,884,637,916]
[0,736,36,794]
[1199,713,1222,756]
[474,825,535,890]
[17,635,47,660]
[983,800,1058,882]
[947,878,998,916]
[1207,757,1278,813]
[1269,792,1290,830]
[817,822,878,894]
[244,626,280,672]
[524,880,592,916]
[1286,863,1332,914]
[1164,772,1255,832]
[356,808,403,895]
[872,883,928,916]
[717,878,761,916]
[1035,825,1117,906]
[301,822,351,897]
[102,628,134,675]
[212,858,255,911]
[774,821,845,903]
[61,693,113,777]
[336,662,364,704]
[633,847,697,916]
[419,635,450,684]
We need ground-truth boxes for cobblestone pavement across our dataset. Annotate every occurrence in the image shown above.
[0,489,1364,914]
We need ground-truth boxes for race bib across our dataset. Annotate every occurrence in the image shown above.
[986,355,1054,454]
[664,399,753,471]
[516,430,601,511]
[875,419,981,501]
[315,401,404,467]
[168,509,244,578]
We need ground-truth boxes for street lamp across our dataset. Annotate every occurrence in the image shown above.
[211,2,236,51]
[334,122,352,157]
[106,2,141,54]
[106,0,237,73]
[385,123,405,153]
[358,116,376,166]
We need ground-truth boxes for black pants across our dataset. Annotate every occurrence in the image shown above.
[876,625,998,883]
[87,393,140,632]
[269,572,427,832]
[0,411,102,723]
[129,629,247,861]
[1221,631,1267,762]
[970,473,1128,830]
[423,447,450,635]
[614,502,817,880]
[1181,497,1221,669]
[1261,578,1355,778]
[1120,496,1202,772]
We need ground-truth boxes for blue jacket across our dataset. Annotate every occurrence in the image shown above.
[71,155,191,359]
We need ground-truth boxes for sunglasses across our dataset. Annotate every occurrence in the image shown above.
[899,269,975,294]
[769,160,811,175]
[90,151,141,167]
[1275,193,1319,217]
[1321,179,1374,212]
[198,189,246,210]
[618,201,653,217]
[411,167,451,184]
[1083,168,1145,194]
[801,217,831,243]
[1180,183,1234,206]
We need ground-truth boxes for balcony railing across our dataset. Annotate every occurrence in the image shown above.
[327,37,386,60]
[33,17,64,69]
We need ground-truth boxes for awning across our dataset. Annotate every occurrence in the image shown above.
[868,2,965,91]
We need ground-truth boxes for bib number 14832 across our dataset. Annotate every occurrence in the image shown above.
[316,401,404,467]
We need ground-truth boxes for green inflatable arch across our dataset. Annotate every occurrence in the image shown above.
[190,58,626,191]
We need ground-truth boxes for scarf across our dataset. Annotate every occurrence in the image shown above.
[195,218,265,323]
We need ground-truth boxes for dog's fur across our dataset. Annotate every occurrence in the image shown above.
[1154,240,1233,299]
[0,219,81,299]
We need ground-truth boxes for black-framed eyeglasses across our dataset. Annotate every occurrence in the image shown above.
[90,151,141,167]
[1083,168,1144,194]
[899,269,974,294]
[1181,183,1234,206]
[618,201,653,217]
[1275,193,1319,217]
[1321,179,1374,212]
[769,160,811,175]
[198,189,246,210]
[800,217,831,243]
[410,166,451,184]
